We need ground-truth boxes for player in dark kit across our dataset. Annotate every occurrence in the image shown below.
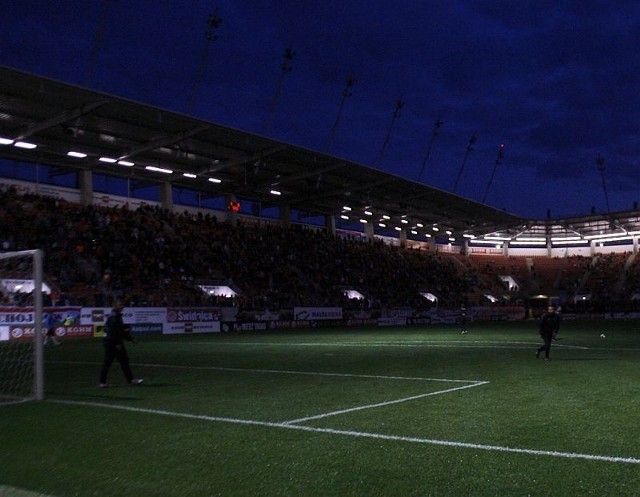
[536,305,560,361]
[99,300,143,387]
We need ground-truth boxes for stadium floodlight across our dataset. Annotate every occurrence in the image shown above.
[510,240,546,246]
[470,239,502,245]
[401,219,409,224]
[359,219,368,224]
[378,222,386,227]
[270,189,282,196]
[381,214,390,220]
[594,235,635,243]
[99,157,117,163]
[515,237,546,242]
[340,215,349,220]
[67,151,87,158]
[117,160,134,167]
[394,226,402,231]
[416,223,424,228]
[0,137,14,145]
[552,239,589,245]
[146,166,173,174]
[14,141,37,149]
[183,173,197,178]
[342,206,352,211]
[208,177,222,184]
[550,236,582,242]
[364,210,373,216]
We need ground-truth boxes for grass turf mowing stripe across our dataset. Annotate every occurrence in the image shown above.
[50,399,640,465]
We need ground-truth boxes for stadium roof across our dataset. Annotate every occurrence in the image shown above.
[1,65,639,245]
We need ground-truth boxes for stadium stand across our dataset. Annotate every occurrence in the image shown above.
[3,184,640,316]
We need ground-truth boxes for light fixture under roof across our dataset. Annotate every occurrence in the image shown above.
[208,177,222,184]
[67,151,87,158]
[99,157,117,163]
[0,137,15,145]
[14,141,37,149]
[270,189,282,196]
[117,160,134,167]
[145,165,173,174]
[183,173,197,178]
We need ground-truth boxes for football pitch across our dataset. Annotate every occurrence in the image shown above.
[2,319,640,496]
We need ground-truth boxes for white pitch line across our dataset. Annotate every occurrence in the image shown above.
[179,341,590,350]
[49,399,640,465]
[281,381,489,425]
[53,360,485,384]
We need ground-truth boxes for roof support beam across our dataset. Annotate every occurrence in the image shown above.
[13,99,110,141]
[120,124,212,159]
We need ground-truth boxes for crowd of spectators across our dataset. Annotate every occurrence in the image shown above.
[0,187,468,311]
[2,186,640,313]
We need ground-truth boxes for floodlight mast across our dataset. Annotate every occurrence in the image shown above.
[264,47,296,134]
[482,143,505,203]
[374,97,404,167]
[417,117,443,181]
[596,154,611,215]
[453,133,477,193]
[187,11,223,114]
[327,74,356,153]
[86,0,112,86]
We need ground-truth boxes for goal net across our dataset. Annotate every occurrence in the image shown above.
[0,249,44,404]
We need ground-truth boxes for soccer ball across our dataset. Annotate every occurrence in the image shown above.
[600,333,606,338]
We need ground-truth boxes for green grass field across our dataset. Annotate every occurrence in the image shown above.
[2,319,640,496]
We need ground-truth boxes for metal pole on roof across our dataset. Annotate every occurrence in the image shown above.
[86,0,112,86]
[327,74,356,153]
[417,117,443,181]
[374,97,404,167]
[453,133,477,193]
[264,47,295,134]
[187,11,223,114]
[596,154,611,215]
[481,143,505,203]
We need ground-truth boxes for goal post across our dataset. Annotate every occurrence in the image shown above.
[0,249,45,403]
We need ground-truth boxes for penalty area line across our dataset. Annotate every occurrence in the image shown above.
[50,399,640,465]
[281,381,489,425]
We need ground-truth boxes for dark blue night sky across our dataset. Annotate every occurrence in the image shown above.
[2,1,640,219]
